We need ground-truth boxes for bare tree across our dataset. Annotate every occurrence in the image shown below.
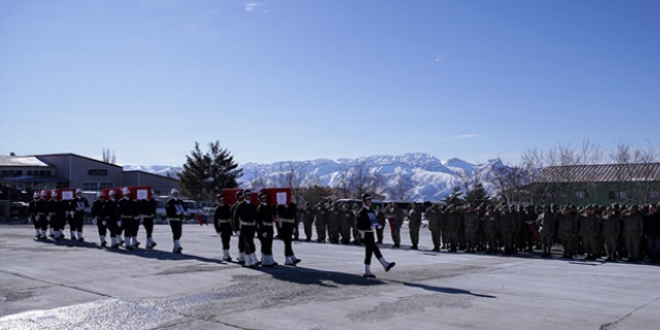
[249,169,271,190]
[335,164,352,198]
[102,148,116,164]
[277,161,310,203]
[388,173,414,201]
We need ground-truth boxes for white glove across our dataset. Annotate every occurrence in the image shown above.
[359,230,365,239]
[262,232,267,238]
[102,221,107,226]
[118,220,122,228]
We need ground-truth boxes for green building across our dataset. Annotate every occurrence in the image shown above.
[531,163,660,206]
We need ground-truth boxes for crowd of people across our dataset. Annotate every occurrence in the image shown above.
[26,187,660,274]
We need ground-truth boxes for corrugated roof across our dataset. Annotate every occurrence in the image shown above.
[535,163,660,183]
[0,156,51,167]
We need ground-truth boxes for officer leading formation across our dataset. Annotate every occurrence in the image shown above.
[28,187,660,271]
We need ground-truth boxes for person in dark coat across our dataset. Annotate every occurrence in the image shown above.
[356,194,395,278]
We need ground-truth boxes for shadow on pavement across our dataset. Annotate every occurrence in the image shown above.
[252,264,387,287]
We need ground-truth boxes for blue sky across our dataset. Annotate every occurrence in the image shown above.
[2,0,658,167]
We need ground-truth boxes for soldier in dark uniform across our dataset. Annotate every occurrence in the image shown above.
[483,205,499,254]
[140,192,158,249]
[68,188,89,242]
[28,192,40,239]
[235,189,259,267]
[278,202,301,265]
[231,191,246,264]
[35,191,49,240]
[118,188,138,250]
[165,188,187,253]
[339,204,352,244]
[104,190,120,248]
[256,192,277,267]
[537,205,555,258]
[357,194,395,278]
[47,191,64,240]
[213,194,233,261]
[91,192,107,247]
[464,204,480,253]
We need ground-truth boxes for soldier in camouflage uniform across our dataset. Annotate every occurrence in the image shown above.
[340,203,352,244]
[327,202,340,244]
[600,207,620,261]
[314,202,327,243]
[537,205,555,258]
[556,206,577,258]
[498,205,516,255]
[426,204,442,252]
[406,202,420,249]
[301,202,315,242]
[483,205,499,254]
[385,203,403,248]
[463,204,479,253]
[444,204,461,252]
[622,205,644,262]
[579,205,600,260]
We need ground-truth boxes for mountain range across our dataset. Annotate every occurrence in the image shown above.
[123,153,508,202]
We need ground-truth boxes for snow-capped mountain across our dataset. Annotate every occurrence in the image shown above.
[124,153,509,202]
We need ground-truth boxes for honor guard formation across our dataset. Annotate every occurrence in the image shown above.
[27,188,660,278]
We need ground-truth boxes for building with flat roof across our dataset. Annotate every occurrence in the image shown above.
[0,153,179,196]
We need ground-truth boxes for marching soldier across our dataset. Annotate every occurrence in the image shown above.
[277,201,301,266]
[68,188,89,242]
[235,189,259,267]
[91,192,107,247]
[356,194,395,278]
[165,188,187,253]
[104,190,120,248]
[118,188,138,250]
[256,192,277,267]
[47,191,64,240]
[140,192,158,249]
[28,192,40,239]
[213,194,233,261]
[35,191,49,240]
[232,191,247,264]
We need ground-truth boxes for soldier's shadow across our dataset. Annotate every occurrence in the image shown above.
[253,265,386,287]
[101,246,228,264]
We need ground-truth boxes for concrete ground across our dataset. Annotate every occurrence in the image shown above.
[0,223,658,330]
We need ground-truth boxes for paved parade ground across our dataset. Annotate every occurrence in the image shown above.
[1,223,658,330]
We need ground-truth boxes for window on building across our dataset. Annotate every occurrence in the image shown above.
[618,191,628,200]
[100,182,114,189]
[649,191,660,200]
[575,190,587,200]
[608,191,616,200]
[27,170,33,175]
[153,190,162,196]
[82,182,99,191]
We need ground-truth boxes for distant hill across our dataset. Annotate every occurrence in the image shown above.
[124,153,509,201]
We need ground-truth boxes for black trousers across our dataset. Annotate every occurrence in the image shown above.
[38,215,48,231]
[96,217,107,236]
[240,225,256,254]
[259,225,274,255]
[218,223,233,250]
[142,216,154,238]
[169,219,182,240]
[281,222,295,257]
[72,213,85,233]
[363,231,383,265]
[107,218,121,237]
